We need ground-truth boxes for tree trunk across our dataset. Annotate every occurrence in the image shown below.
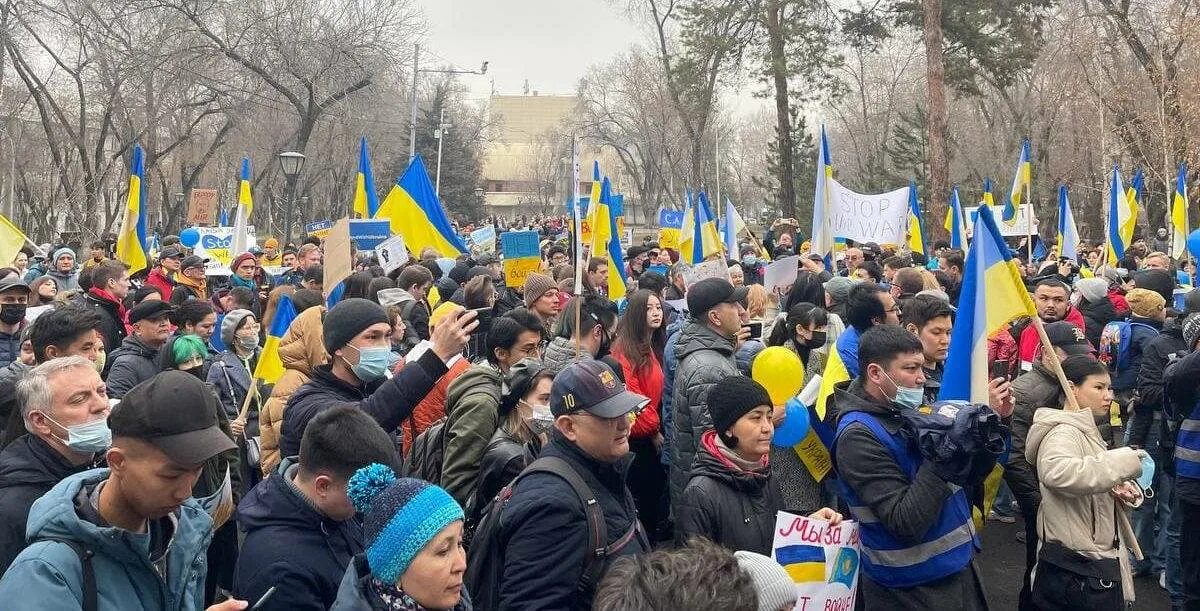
[921,0,949,241]
[765,0,796,220]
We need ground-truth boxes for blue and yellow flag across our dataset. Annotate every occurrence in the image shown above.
[1106,166,1131,264]
[1057,185,1080,262]
[353,136,380,219]
[810,126,835,263]
[907,180,924,256]
[982,177,996,208]
[116,144,149,274]
[376,155,468,258]
[1003,139,1031,223]
[944,187,967,250]
[829,547,859,589]
[587,178,628,301]
[232,158,254,255]
[1125,168,1144,249]
[254,294,297,385]
[1172,163,1189,259]
[0,214,28,273]
[680,191,723,264]
[776,544,826,583]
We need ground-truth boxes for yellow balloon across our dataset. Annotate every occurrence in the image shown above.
[751,346,806,405]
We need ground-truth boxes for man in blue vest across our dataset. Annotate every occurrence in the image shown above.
[1163,314,1200,610]
[830,325,987,610]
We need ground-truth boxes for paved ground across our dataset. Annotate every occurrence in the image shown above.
[976,515,1171,610]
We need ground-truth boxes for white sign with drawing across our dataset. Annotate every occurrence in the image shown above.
[374,234,409,275]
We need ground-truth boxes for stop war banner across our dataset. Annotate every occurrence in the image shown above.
[827,178,910,245]
[772,511,861,611]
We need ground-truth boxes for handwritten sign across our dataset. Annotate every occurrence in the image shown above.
[684,259,731,288]
[374,234,408,275]
[470,225,498,255]
[773,512,860,611]
[764,255,800,291]
[503,258,542,289]
[827,178,910,245]
[501,230,541,289]
[187,188,219,226]
[192,226,257,271]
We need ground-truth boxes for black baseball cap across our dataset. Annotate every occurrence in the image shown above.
[550,360,649,418]
[0,277,30,295]
[180,255,208,271]
[1044,321,1093,356]
[109,371,237,465]
[158,246,185,261]
[128,300,175,324]
[686,278,749,318]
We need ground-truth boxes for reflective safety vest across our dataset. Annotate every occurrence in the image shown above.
[1175,401,1200,481]
[834,411,980,588]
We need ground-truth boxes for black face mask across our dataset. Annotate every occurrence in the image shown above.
[807,331,828,347]
[0,303,27,325]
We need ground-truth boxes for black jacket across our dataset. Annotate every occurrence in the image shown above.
[0,434,95,574]
[676,430,783,555]
[81,291,127,356]
[468,423,540,525]
[1006,362,1060,517]
[234,465,362,610]
[496,434,648,611]
[278,349,448,459]
[1133,320,1185,448]
[105,334,161,399]
[1078,295,1123,349]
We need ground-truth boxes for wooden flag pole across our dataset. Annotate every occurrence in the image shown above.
[1028,315,1079,413]
[1025,179,1034,263]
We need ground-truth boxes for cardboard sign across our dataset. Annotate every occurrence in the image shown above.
[374,234,408,275]
[827,179,910,245]
[192,226,257,271]
[187,188,219,226]
[306,219,334,240]
[773,512,861,611]
[348,219,391,250]
[764,255,800,291]
[323,218,352,292]
[470,225,497,254]
[684,259,731,288]
[503,257,542,289]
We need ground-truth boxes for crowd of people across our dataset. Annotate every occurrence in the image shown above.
[0,217,1193,611]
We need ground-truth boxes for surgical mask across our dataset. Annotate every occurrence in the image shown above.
[742,255,758,266]
[236,335,259,352]
[521,400,555,435]
[43,413,111,454]
[1137,452,1156,495]
[882,370,924,410]
[0,303,26,325]
[346,343,393,382]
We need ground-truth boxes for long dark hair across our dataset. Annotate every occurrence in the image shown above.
[783,271,826,313]
[341,271,374,300]
[767,303,829,364]
[613,289,666,372]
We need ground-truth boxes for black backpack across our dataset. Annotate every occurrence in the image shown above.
[464,456,644,609]
[404,417,449,484]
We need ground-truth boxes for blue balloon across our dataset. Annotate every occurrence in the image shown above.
[1188,229,1200,260]
[179,227,200,248]
[771,398,811,447]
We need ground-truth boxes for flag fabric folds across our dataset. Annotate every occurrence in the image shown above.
[945,187,967,250]
[809,125,834,263]
[0,214,29,272]
[1056,185,1080,262]
[907,180,924,256]
[982,178,995,208]
[1125,168,1144,249]
[722,196,749,257]
[1004,139,1031,223]
[353,137,380,219]
[1172,163,1189,259]
[218,206,229,227]
[376,155,469,258]
[1106,166,1131,264]
[680,191,722,264]
[587,177,628,301]
[231,158,253,256]
[253,294,297,385]
[116,144,150,274]
[939,204,1037,404]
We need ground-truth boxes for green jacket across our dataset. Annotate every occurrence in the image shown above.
[440,363,503,506]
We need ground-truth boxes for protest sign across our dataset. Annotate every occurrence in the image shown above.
[763,255,800,291]
[501,230,541,288]
[684,259,731,288]
[827,178,910,245]
[374,234,408,275]
[192,226,257,272]
[186,188,219,226]
[470,225,497,254]
[773,512,860,611]
[305,219,333,240]
[348,219,391,250]
[324,218,352,291]
[967,204,1039,238]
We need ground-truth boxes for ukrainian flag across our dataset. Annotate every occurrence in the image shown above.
[1125,168,1144,249]
[722,196,756,258]
[588,177,628,301]
[0,214,28,272]
[810,126,834,264]
[232,158,253,255]
[776,544,826,583]
[353,136,380,219]
[376,155,468,258]
[1171,163,1189,259]
[254,294,296,384]
[944,187,967,250]
[982,177,996,208]
[906,180,924,256]
[1003,139,1031,224]
[1056,185,1080,262]
[680,192,722,264]
[1106,166,1131,264]
[116,144,149,274]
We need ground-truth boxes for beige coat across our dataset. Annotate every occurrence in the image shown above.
[1026,406,1143,602]
[258,306,327,476]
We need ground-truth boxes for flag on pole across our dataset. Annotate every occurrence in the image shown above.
[231,158,253,256]
[587,177,628,301]
[1106,166,1131,263]
[809,126,834,265]
[1056,185,1079,262]
[0,214,29,271]
[945,187,967,250]
[1124,168,1144,250]
[218,205,229,227]
[353,137,380,219]
[681,192,722,264]
[679,190,695,258]
[1003,139,1031,223]
[722,196,749,257]
[116,144,150,274]
[1172,162,1189,259]
[254,294,297,385]
[907,180,925,256]
[376,155,469,258]
[982,177,996,208]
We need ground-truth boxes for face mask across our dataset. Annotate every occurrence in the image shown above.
[236,334,259,352]
[1137,452,1156,493]
[346,343,393,382]
[881,370,924,410]
[0,303,27,325]
[93,350,106,374]
[807,331,827,347]
[43,413,111,454]
[742,255,758,266]
[522,400,555,435]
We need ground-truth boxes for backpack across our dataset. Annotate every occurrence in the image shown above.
[403,416,448,484]
[1098,319,1158,372]
[464,456,644,610]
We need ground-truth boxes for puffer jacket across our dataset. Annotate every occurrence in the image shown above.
[0,360,30,441]
[542,335,593,376]
[1078,294,1123,349]
[397,342,471,452]
[467,422,541,526]
[0,468,213,610]
[668,320,739,510]
[332,554,473,611]
[260,305,326,475]
[676,430,782,555]
[441,363,503,507]
[1131,319,1184,448]
[1026,407,1143,603]
[41,269,79,292]
[105,334,161,399]
[0,327,23,370]
[1110,317,1162,391]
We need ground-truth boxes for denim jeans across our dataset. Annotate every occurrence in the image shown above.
[1131,414,1171,575]
[1166,476,1185,608]
[992,479,1016,517]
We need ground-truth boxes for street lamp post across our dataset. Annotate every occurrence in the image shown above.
[474,187,485,216]
[278,151,306,247]
[173,192,184,230]
[434,108,452,197]
[408,45,487,162]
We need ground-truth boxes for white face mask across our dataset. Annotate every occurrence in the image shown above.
[520,399,554,434]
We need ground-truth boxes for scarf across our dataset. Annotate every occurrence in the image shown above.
[88,287,130,334]
[229,274,256,290]
[714,434,768,472]
[367,578,426,611]
[176,274,207,299]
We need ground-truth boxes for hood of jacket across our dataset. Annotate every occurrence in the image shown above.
[445,363,502,409]
[0,434,89,490]
[1026,407,1104,461]
[110,333,158,361]
[278,305,328,376]
[542,336,593,374]
[689,430,769,494]
[675,320,736,363]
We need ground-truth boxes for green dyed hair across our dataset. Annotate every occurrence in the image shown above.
[171,334,207,366]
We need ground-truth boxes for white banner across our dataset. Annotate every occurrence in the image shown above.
[193,226,257,273]
[967,204,1039,238]
[772,511,861,611]
[827,178,910,245]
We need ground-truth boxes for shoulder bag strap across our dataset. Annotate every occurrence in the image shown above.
[38,538,96,611]
[517,456,608,593]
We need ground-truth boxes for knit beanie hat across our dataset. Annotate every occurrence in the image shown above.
[230,252,257,273]
[823,276,858,304]
[523,272,556,308]
[707,376,773,445]
[734,551,798,611]
[220,309,255,348]
[1126,288,1166,319]
[1184,288,1200,316]
[1183,313,1200,350]
[323,298,390,353]
[1074,277,1109,305]
[347,464,464,585]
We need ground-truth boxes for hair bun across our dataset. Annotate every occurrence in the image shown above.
[346,463,397,515]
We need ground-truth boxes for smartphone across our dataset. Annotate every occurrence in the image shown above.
[459,307,490,319]
[990,361,1010,382]
[745,321,763,340]
[251,586,277,610]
